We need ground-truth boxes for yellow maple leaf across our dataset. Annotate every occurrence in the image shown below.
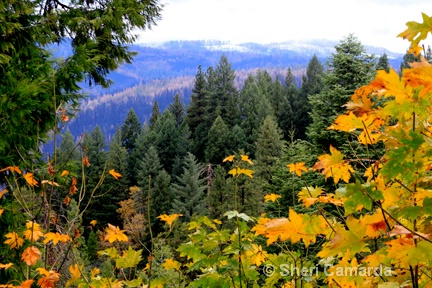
[21,246,41,266]
[228,167,254,178]
[398,12,432,51]
[223,155,235,162]
[264,193,282,202]
[109,169,122,180]
[4,232,24,249]
[43,232,71,245]
[158,214,182,229]
[0,209,3,216]
[287,162,308,177]
[90,220,97,226]
[24,221,44,241]
[0,263,13,270]
[343,91,373,116]
[61,170,69,177]
[313,146,354,184]
[370,69,413,104]
[240,154,254,165]
[104,223,129,243]
[69,264,82,280]
[244,244,268,266]
[23,172,38,187]
[162,258,181,271]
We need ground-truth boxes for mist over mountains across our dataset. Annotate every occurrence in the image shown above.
[56,39,404,145]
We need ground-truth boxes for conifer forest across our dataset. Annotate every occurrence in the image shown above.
[3,1,432,287]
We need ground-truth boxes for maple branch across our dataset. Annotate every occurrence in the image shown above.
[359,187,432,244]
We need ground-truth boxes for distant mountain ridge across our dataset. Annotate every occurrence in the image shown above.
[58,39,404,145]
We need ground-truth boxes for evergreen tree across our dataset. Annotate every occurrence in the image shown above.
[377,53,390,72]
[0,0,162,166]
[206,165,231,219]
[107,127,129,206]
[186,65,209,161]
[121,109,141,153]
[296,55,325,139]
[171,153,207,222]
[205,116,230,165]
[228,125,247,155]
[151,169,173,233]
[150,100,160,128]
[56,130,80,171]
[255,116,285,184]
[169,93,185,127]
[81,126,111,227]
[121,109,141,186]
[210,55,239,127]
[307,34,376,152]
[239,74,274,156]
[152,111,189,174]
[270,76,292,139]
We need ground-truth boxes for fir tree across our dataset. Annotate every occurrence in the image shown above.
[150,100,160,128]
[169,93,185,127]
[151,169,173,233]
[205,116,230,165]
[255,116,285,184]
[171,153,207,222]
[307,34,376,152]
[121,109,141,153]
[377,53,390,72]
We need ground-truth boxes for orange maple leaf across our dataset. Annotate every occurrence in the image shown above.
[36,268,60,288]
[21,246,41,266]
[104,223,129,243]
[61,170,69,177]
[23,172,38,187]
[313,146,354,184]
[0,166,22,174]
[82,156,90,167]
[0,189,7,200]
[287,162,308,177]
[17,279,34,288]
[109,169,122,180]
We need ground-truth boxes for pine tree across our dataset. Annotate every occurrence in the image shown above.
[255,116,285,184]
[377,53,390,72]
[150,100,160,128]
[151,169,173,233]
[211,55,239,127]
[307,34,376,151]
[171,153,207,222]
[205,116,230,165]
[169,93,185,127]
[206,165,231,219]
[121,109,141,186]
[107,127,129,206]
[296,55,325,139]
[228,125,247,155]
[56,130,80,171]
[270,75,292,139]
[81,126,111,227]
[121,109,141,153]
[239,74,274,156]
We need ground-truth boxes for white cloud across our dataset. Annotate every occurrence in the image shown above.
[137,0,432,53]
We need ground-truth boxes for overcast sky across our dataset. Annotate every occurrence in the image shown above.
[136,0,432,53]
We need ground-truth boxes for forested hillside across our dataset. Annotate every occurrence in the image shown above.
[60,40,404,140]
[3,0,432,287]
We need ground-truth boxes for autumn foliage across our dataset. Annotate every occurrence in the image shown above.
[2,11,432,288]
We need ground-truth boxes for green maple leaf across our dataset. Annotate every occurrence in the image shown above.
[115,246,142,269]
